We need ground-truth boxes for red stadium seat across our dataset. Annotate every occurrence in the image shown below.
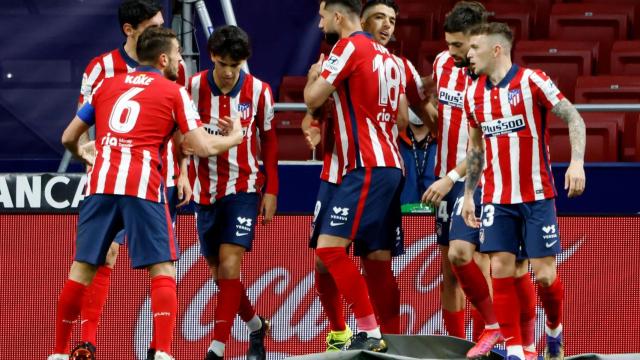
[635,121,640,161]
[610,41,640,76]
[549,4,634,73]
[574,76,640,160]
[417,40,447,76]
[278,76,307,103]
[547,116,619,162]
[486,3,533,40]
[514,41,598,101]
[273,112,312,161]
[578,0,640,38]
[485,0,552,38]
[394,11,435,64]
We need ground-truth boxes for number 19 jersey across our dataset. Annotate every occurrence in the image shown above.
[320,32,404,172]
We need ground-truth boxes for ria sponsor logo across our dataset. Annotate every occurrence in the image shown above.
[101,132,132,147]
[480,115,526,137]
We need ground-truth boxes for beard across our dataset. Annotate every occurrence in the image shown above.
[164,61,179,81]
[454,57,470,68]
[324,31,340,46]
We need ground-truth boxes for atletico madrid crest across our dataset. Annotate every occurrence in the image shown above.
[508,89,521,107]
[238,102,251,119]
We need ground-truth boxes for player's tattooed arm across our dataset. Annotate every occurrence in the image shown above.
[465,127,484,194]
[551,98,586,162]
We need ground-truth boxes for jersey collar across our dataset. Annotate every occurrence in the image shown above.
[349,31,373,39]
[135,65,162,75]
[118,45,140,69]
[484,64,519,90]
[207,68,246,97]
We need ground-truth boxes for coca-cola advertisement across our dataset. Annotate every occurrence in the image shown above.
[2,214,639,359]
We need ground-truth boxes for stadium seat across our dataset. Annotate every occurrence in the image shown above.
[549,3,634,73]
[394,11,435,64]
[278,76,307,103]
[486,3,533,40]
[273,112,313,161]
[514,41,598,101]
[417,40,447,76]
[578,0,640,38]
[635,121,640,161]
[547,116,619,162]
[610,41,640,76]
[484,0,552,38]
[574,76,640,160]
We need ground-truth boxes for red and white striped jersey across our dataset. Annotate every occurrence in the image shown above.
[318,100,345,184]
[432,51,474,178]
[394,55,426,107]
[81,68,201,202]
[79,46,188,187]
[320,32,404,172]
[465,65,564,204]
[188,69,278,205]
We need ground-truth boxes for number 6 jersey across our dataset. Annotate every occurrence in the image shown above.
[320,32,405,172]
[78,67,201,202]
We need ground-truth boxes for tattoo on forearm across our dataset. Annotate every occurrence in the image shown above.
[551,99,586,161]
[465,147,484,193]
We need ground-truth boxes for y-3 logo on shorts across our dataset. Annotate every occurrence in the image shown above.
[236,217,252,236]
[330,207,349,226]
[542,224,558,244]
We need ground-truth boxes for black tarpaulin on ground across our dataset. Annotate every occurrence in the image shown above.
[285,335,640,360]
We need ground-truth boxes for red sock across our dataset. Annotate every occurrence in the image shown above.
[54,279,87,354]
[442,309,465,338]
[492,277,522,346]
[515,274,537,347]
[315,247,377,331]
[150,275,177,354]
[362,259,400,334]
[315,270,346,331]
[453,261,497,325]
[237,282,256,323]
[471,308,485,342]
[537,276,564,329]
[80,266,112,345]
[213,278,242,343]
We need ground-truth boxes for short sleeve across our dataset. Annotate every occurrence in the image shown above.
[528,70,565,110]
[174,87,202,134]
[320,38,357,87]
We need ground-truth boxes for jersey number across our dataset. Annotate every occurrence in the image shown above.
[108,87,145,133]
[372,55,401,110]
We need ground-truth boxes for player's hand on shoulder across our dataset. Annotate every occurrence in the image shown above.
[565,160,586,198]
[421,177,454,207]
[307,53,325,82]
[78,140,96,166]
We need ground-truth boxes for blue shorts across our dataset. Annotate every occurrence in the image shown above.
[478,198,561,258]
[436,181,481,246]
[75,194,179,268]
[309,180,339,248]
[195,192,259,257]
[112,186,178,245]
[318,167,404,257]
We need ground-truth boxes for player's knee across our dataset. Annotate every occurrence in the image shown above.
[533,267,556,287]
[490,256,516,278]
[104,243,120,267]
[218,257,242,278]
[448,246,473,266]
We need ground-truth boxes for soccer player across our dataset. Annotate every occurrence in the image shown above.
[186,25,277,360]
[304,0,408,352]
[462,22,586,360]
[74,2,189,358]
[49,27,243,360]
[419,2,505,355]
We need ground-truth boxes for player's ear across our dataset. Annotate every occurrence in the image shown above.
[158,53,169,67]
[122,23,134,37]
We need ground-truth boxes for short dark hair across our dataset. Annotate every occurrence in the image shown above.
[443,1,488,34]
[207,25,252,61]
[324,0,362,17]
[469,22,514,45]
[118,0,162,36]
[136,26,177,64]
[361,0,399,16]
